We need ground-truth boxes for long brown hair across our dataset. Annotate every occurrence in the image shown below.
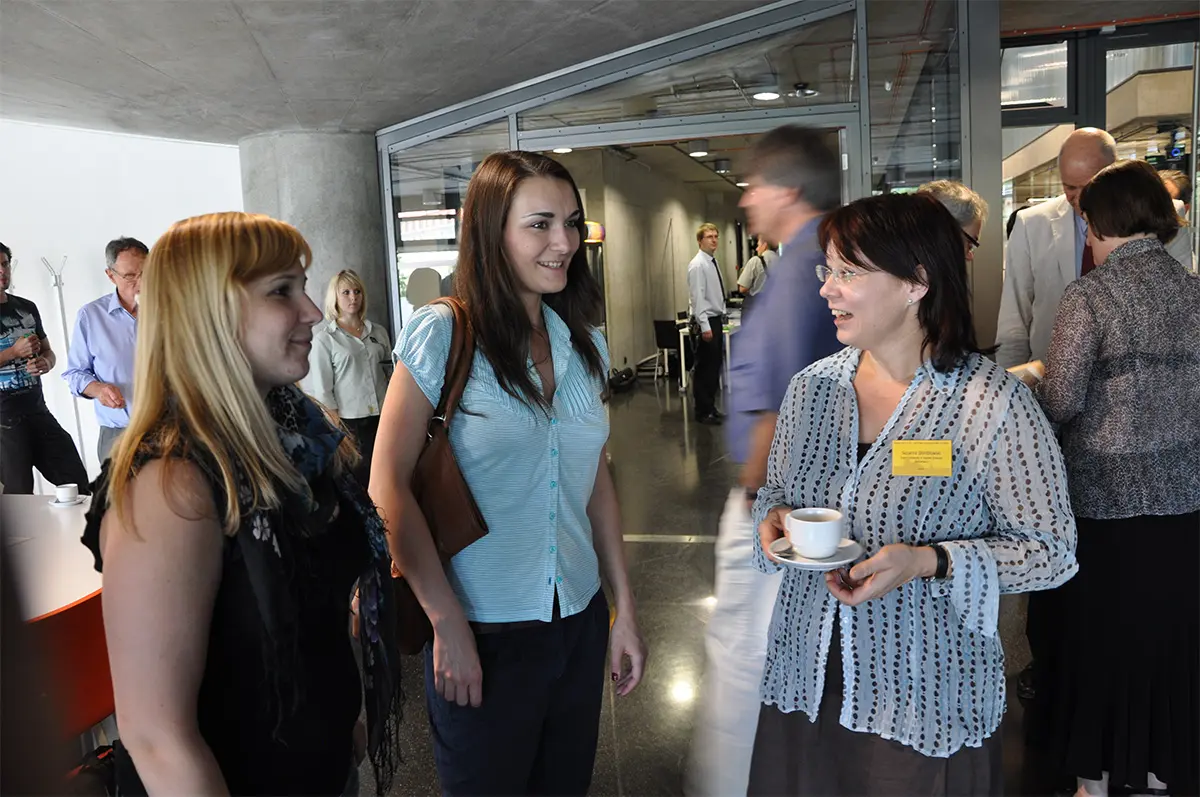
[453,151,605,410]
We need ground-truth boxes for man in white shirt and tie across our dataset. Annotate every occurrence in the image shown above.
[687,223,727,425]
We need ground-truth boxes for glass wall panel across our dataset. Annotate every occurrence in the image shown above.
[388,121,509,326]
[868,0,962,192]
[1001,42,1068,110]
[517,11,856,131]
[1106,42,1194,262]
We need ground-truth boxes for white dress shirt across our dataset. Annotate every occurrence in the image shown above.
[303,319,392,419]
[687,250,727,333]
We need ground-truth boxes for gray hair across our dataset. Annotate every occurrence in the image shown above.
[104,237,149,268]
[748,125,842,212]
[917,180,989,227]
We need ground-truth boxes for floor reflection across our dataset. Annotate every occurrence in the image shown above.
[373,382,1061,796]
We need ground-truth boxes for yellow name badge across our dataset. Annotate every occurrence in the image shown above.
[892,440,953,477]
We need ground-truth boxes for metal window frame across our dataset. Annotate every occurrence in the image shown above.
[376,0,864,327]
[1000,18,1200,130]
[376,0,855,154]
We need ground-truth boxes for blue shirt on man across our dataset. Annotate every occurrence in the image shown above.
[62,291,137,429]
[727,218,842,463]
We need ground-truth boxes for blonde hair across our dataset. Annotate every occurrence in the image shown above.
[108,211,353,536]
[324,269,368,322]
[696,222,719,243]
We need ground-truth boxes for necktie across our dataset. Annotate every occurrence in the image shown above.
[712,257,726,299]
[1080,242,1095,277]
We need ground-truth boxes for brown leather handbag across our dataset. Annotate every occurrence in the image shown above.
[394,298,489,654]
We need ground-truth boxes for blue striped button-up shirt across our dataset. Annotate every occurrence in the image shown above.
[752,348,1078,757]
[62,291,137,428]
[395,303,609,623]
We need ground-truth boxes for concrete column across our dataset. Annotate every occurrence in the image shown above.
[238,132,389,330]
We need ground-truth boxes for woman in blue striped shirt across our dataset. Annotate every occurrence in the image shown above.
[747,194,1078,795]
[371,151,647,796]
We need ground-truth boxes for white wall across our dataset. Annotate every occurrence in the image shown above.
[0,120,243,489]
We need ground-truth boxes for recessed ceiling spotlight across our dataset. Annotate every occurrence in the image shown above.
[735,181,750,188]
[552,147,573,154]
[714,159,732,174]
[688,139,709,158]
[753,90,781,101]
[794,82,820,98]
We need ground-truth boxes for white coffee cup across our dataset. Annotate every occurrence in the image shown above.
[784,507,844,559]
[55,483,79,503]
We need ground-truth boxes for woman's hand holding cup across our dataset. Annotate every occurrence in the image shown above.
[757,506,791,558]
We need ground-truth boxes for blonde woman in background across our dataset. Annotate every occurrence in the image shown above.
[305,269,392,483]
[81,213,402,796]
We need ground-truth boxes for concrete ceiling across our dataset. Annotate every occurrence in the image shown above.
[0,0,761,143]
[0,0,1194,147]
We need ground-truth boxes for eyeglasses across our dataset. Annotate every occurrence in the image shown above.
[962,230,980,253]
[815,263,865,284]
[108,268,141,284]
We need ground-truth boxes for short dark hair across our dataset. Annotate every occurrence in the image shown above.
[0,242,10,260]
[818,193,984,372]
[1080,160,1181,244]
[1006,205,1029,240]
[748,125,841,212]
[104,237,149,268]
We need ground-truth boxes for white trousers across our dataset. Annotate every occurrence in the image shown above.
[686,488,783,797]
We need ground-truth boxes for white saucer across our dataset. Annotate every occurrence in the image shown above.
[769,537,864,571]
[48,496,87,508]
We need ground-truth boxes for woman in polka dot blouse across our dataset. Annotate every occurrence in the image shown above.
[746,193,1078,796]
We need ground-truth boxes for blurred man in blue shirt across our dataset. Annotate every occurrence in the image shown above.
[688,126,842,797]
[63,237,145,464]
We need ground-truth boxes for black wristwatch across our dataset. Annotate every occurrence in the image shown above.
[928,543,949,579]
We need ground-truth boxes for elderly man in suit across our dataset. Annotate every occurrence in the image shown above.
[997,128,1193,368]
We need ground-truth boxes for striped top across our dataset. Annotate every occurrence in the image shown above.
[751,348,1078,757]
[394,303,610,623]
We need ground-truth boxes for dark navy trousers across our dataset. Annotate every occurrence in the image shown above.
[424,591,609,796]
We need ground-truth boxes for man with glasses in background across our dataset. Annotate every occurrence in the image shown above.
[63,236,146,464]
[0,242,90,494]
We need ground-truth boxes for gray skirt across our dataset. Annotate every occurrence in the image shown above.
[747,627,1002,797]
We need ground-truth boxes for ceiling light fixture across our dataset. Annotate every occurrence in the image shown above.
[552,147,573,154]
[735,181,750,188]
[688,139,709,158]
[793,82,820,98]
[714,159,732,174]
[753,90,781,101]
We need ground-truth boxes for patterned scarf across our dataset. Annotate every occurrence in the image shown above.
[255,385,402,794]
[83,385,403,794]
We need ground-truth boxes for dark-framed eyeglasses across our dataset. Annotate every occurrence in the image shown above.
[962,230,980,253]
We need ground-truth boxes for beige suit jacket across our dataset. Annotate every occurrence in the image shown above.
[995,194,1193,368]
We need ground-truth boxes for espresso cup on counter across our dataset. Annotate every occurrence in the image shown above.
[784,507,844,559]
[55,483,80,503]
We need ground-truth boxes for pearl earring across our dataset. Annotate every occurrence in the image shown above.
[906,298,914,305]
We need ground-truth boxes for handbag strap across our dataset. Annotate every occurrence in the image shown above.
[429,297,474,427]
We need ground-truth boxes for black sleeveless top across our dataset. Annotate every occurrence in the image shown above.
[83,465,369,795]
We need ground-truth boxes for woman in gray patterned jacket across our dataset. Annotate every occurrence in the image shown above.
[1034,159,1199,797]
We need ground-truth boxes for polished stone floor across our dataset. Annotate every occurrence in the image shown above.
[373,381,1065,797]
